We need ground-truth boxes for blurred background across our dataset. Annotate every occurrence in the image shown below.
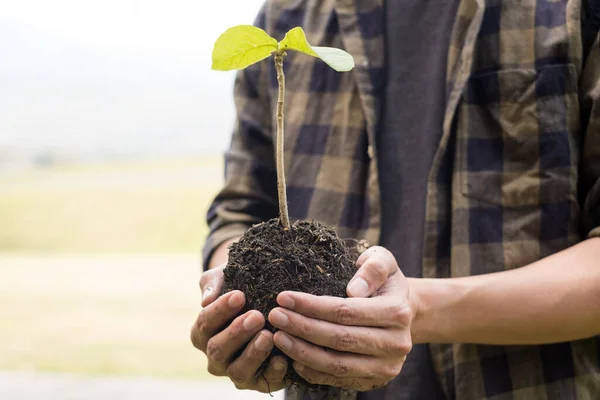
[0,0,282,398]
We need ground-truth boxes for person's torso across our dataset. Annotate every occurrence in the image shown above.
[255,0,600,398]
[368,0,459,399]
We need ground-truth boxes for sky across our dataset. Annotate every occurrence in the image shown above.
[0,0,265,159]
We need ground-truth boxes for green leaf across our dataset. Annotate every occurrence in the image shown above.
[279,27,319,56]
[212,25,278,71]
[279,27,354,72]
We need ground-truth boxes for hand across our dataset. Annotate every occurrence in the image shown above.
[191,265,289,392]
[268,246,413,391]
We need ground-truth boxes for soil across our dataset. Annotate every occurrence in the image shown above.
[221,218,359,390]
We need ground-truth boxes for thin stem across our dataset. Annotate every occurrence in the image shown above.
[274,51,290,230]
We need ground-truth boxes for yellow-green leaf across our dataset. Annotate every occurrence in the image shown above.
[212,25,278,71]
[279,27,319,57]
[279,27,354,72]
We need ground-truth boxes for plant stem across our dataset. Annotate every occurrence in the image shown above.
[273,51,290,230]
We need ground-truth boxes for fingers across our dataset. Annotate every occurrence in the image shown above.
[293,362,346,388]
[349,246,400,298]
[226,330,274,385]
[261,355,288,386]
[205,310,265,375]
[227,332,288,392]
[244,355,289,393]
[293,362,387,392]
[269,307,402,356]
[190,290,245,352]
[276,291,410,328]
[225,330,288,393]
[273,331,389,378]
[251,357,289,393]
[200,265,225,307]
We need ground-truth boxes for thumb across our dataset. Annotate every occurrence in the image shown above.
[347,246,399,298]
[200,265,225,307]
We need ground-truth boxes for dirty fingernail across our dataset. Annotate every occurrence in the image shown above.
[348,277,369,297]
[278,293,295,309]
[202,286,213,302]
[243,313,262,332]
[255,333,270,351]
[276,333,293,351]
[270,309,289,327]
[294,362,305,372]
[228,292,244,308]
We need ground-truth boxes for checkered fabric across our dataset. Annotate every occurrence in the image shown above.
[203,0,600,398]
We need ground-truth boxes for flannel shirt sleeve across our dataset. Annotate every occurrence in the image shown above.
[581,29,600,239]
[201,8,279,271]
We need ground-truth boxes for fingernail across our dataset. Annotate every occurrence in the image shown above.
[278,293,295,309]
[255,333,270,351]
[228,292,244,308]
[348,277,369,297]
[294,362,304,372]
[202,286,213,302]
[270,309,289,327]
[275,332,293,351]
[243,313,262,332]
[273,359,286,371]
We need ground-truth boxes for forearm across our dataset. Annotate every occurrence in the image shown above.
[410,237,600,345]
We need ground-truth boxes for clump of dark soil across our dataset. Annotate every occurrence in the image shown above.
[222,218,359,388]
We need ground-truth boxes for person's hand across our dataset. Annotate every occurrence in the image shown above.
[268,246,412,391]
[191,265,289,392]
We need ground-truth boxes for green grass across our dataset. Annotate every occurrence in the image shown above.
[0,254,211,379]
[0,157,222,253]
[0,157,225,378]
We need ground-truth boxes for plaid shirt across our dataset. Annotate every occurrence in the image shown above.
[203,0,600,398]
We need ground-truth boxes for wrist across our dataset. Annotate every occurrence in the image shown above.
[407,278,427,344]
[408,277,467,344]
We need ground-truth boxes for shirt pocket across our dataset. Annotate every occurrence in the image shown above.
[457,64,579,207]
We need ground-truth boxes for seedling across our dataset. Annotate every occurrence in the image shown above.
[211,26,357,389]
[212,25,354,229]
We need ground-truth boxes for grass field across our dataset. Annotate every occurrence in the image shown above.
[0,157,222,253]
[0,254,211,379]
[0,158,223,379]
